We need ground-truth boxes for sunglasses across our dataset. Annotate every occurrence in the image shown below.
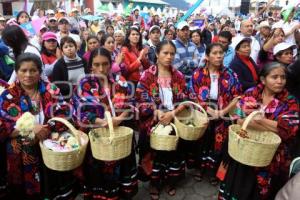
[50,20,56,23]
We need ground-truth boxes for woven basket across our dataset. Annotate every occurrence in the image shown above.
[228,111,282,167]
[39,117,89,171]
[174,101,208,141]
[89,111,133,161]
[150,123,179,151]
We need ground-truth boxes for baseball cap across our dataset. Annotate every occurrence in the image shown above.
[42,32,58,41]
[232,36,252,50]
[149,25,160,33]
[47,9,55,15]
[71,8,79,13]
[273,42,296,55]
[39,24,48,32]
[58,8,66,13]
[258,21,270,29]
[49,17,57,22]
[58,17,70,24]
[176,21,189,30]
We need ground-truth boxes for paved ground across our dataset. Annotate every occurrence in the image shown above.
[133,169,219,200]
[76,169,219,200]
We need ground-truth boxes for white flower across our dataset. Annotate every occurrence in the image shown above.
[16,112,36,138]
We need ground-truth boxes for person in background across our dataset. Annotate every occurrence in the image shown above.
[147,25,161,65]
[0,16,6,37]
[122,26,150,85]
[46,9,55,19]
[1,25,48,83]
[190,29,206,63]
[232,20,260,63]
[16,11,31,25]
[52,36,88,98]
[106,25,115,36]
[136,41,187,200]
[273,5,300,56]
[78,29,89,57]
[219,62,299,200]
[164,29,175,41]
[56,17,81,48]
[173,21,200,84]
[202,22,216,46]
[69,8,81,33]
[40,32,61,80]
[0,39,14,81]
[72,47,138,200]
[97,30,106,42]
[114,30,125,54]
[255,21,271,47]
[230,37,259,91]
[90,20,101,35]
[257,28,285,69]
[273,42,295,67]
[47,17,58,33]
[130,8,145,31]
[100,34,124,75]
[218,31,235,68]
[83,35,100,63]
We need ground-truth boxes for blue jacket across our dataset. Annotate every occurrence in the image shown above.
[0,40,14,81]
[229,55,259,92]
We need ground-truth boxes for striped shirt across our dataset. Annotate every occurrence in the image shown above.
[172,38,200,83]
[64,56,85,85]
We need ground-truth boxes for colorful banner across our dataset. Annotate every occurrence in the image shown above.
[176,0,205,26]
[20,22,35,36]
[193,19,204,28]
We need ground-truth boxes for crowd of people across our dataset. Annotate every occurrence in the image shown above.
[0,2,300,200]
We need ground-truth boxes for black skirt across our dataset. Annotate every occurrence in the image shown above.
[83,136,138,199]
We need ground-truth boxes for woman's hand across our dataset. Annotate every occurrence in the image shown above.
[115,52,124,65]
[95,118,108,127]
[159,111,174,125]
[34,124,50,141]
[111,116,122,127]
[56,48,62,59]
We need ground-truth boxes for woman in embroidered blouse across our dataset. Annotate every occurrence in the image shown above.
[122,26,150,85]
[219,62,300,200]
[191,43,242,185]
[100,34,125,75]
[0,53,72,199]
[230,37,259,92]
[136,41,187,200]
[72,47,138,200]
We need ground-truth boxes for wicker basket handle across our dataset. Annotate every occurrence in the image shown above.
[241,111,264,131]
[105,111,115,143]
[48,117,81,146]
[179,101,208,118]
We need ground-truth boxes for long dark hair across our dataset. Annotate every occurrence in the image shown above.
[2,25,29,58]
[41,41,59,57]
[123,27,143,51]
[88,47,112,70]
[15,52,43,73]
[100,34,114,46]
[16,11,31,24]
